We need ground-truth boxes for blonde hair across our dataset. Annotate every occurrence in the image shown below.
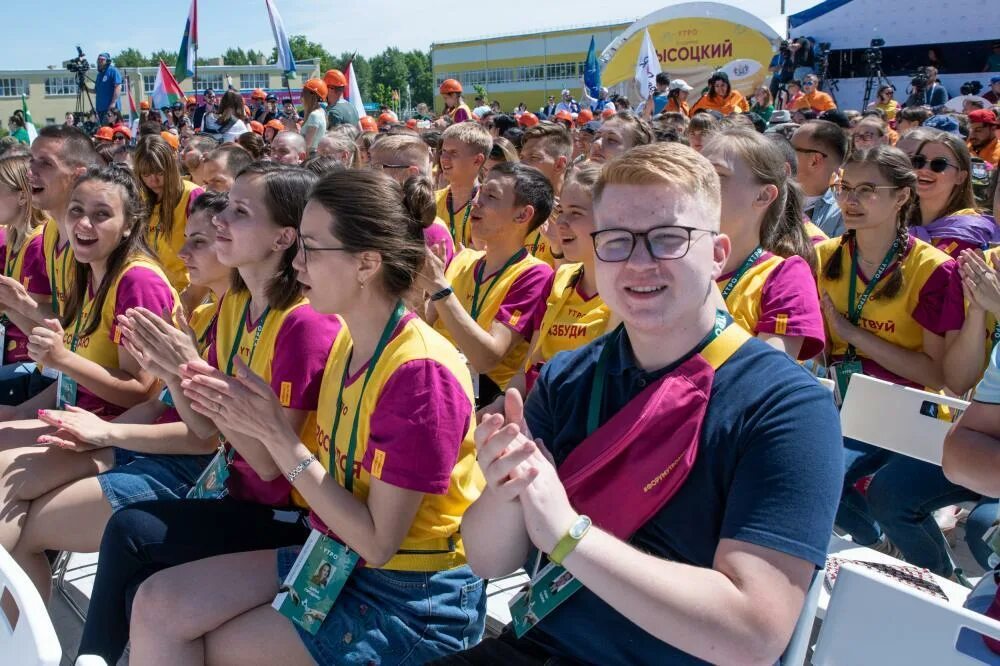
[369,134,432,172]
[595,143,721,228]
[0,153,47,254]
[441,121,492,158]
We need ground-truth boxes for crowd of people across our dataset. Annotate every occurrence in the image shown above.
[0,58,999,666]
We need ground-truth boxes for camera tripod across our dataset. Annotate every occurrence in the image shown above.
[818,51,839,106]
[862,60,892,110]
[74,70,96,118]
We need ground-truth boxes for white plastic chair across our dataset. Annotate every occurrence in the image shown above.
[0,546,61,666]
[779,569,823,665]
[812,562,1000,665]
[840,373,969,465]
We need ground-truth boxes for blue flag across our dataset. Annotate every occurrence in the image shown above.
[583,36,601,99]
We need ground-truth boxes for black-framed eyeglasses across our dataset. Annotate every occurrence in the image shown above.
[297,235,351,268]
[794,146,828,158]
[590,225,711,262]
[910,154,957,173]
[369,163,411,171]
[832,182,900,201]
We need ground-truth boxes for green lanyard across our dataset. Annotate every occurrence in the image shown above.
[67,297,92,353]
[447,187,477,245]
[845,238,899,359]
[528,231,542,257]
[48,240,71,317]
[720,246,763,300]
[470,250,525,321]
[330,300,406,493]
[225,298,271,375]
[586,310,730,436]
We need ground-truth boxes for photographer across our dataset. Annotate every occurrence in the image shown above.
[769,41,797,100]
[94,52,122,122]
[983,75,1000,105]
[903,67,948,109]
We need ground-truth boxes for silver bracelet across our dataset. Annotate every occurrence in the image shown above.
[286,454,316,484]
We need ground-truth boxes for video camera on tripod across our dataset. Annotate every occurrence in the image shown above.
[63,46,90,76]
[63,45,97,120]
[865,38,885,69]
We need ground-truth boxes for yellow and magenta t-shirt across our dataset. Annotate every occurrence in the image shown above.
[716,251,826,360]
[434,248,554,390]
[312,312,482,571]
[42,218,75,317]
[0,225,50,363]
[206,290,342,508]
[816,236,965,388]
[63,258,177,418]
[531,263,609,366]
[435,186,474,249]
[424,217,456,267]
[523,228,557,268]
[804,219,829,246]
[148,180,203,294]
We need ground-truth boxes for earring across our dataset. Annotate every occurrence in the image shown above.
[359,279,366,290]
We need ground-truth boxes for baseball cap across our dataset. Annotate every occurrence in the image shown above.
[265,94,278,102]
[580,120,602,135]
[923,114,962,135]
[203,88,215,96]
[669,79,694,93]
[969,109,999,126]
[324,69,347,88]
[990,75,1000,85]
[94,127,114,142]
[171,101,184,111]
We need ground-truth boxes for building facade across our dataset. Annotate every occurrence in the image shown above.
[431,21,632,114]
[0,60,322,127]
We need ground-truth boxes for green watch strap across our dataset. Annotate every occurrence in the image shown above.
[549,515,591,566]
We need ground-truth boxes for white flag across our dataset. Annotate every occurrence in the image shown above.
[634,29,661,98]
[346,61,367,119]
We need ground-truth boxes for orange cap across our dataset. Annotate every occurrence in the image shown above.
[439,78,463,94]
[377,112,396,127]
[265,119,284,131]
[303,78,329,99]
[324,69,347,88]
[554,110,574,125]
[112,126,132,140]
[249,120,265,135]
[576,109,594,124]
[517,112,539,128]
[406,118,418,129]
[601,107,616,120]
[186,96,197,105]
[251,88,267,100]
[94,127,114,142]
[139,101,150,110]
[159,131,180,150]
[359,116,378,132]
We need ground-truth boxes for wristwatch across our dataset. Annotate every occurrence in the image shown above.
[549,514,592,565]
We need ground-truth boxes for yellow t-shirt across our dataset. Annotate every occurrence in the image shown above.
[315,313,482,571]
[187,297,219,356]
[532,263,609,365]
[433,248,553,390]
[815,237,963,387]
[42,218,75,317]
[804,220,829,245]
[435,186,474,249]
[149,180,201,294]
[523,228,557,268]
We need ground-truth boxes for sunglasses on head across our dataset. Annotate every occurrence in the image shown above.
[910,154,957,173]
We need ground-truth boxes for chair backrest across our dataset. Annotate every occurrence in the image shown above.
[839,374,969,466]
[812,563,1000,665]
[0,546,61,666]
[779,569,823,665]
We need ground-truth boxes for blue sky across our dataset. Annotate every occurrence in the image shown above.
[6,0,822,70]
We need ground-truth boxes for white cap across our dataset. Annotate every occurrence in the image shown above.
[669,79,694,92]
[561,89,571,96]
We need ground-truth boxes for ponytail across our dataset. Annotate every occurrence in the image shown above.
[401,175,437,230]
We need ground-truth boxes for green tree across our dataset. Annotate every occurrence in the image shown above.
[333,52,372,100]
[370,83,395,110]
[148,49,178,67]
[246,49,266,66]
[222,48,249,66]
[272,35,332,72]
[404,50,434,107]
[113,48,146,68]
[370,47,409,98]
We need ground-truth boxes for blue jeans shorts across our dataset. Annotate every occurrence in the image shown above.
[276,546,486,665]
[97,448,214,512]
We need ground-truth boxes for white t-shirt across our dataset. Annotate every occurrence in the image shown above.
[301,109,327,151]
[221,119,248,143]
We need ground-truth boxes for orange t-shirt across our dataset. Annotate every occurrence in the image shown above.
[690,91,749,116]
[793,91,836,113]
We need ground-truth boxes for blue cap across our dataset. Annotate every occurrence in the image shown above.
[98,52,111,61]
[991,75,1000,85]
[923,114,961,136]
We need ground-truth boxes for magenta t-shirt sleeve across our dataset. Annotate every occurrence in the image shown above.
[185,187,205,216]
[913,260,965,335]
[453,108,470,123]
[495,264,555,339]
[269,307,341,410]
[424,223,456,267]
[110,266,176,343]
[758,256,826,360]
[361,359,472,494]
[22,233,51,296]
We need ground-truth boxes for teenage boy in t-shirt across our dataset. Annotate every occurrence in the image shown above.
[435,122,491,249]
[437,143,842,666]
[423,163,555,406]
[519,122,574,267]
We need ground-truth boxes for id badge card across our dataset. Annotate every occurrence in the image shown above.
[833,360,863,406]
[273,529,359,635]
[509,561,584,638]
[0,319,7,362]
[56,372,78,409]
[158,386,175,407]
[186,447,230,499]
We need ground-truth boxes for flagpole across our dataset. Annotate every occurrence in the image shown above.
[194,44,199,92]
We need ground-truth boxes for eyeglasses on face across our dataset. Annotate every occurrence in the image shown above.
[854,132,880,142]
[910,154,957,173]
[793,146,828,158]
[590,225,710,262]
[832,182,900,201]
[369,162,411,171]
[296,234,350,268]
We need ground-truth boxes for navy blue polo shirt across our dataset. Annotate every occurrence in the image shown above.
[95,65,123,115]
[520,327,843,665]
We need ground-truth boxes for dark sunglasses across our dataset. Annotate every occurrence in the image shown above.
[910,154,957,173]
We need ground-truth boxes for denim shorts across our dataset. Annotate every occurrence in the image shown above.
[277,546,485,665]
[97,449,214,512]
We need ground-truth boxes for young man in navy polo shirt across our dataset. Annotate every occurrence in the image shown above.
[439,143,843,665]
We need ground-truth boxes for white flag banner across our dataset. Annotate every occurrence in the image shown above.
[634,29,662,98]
